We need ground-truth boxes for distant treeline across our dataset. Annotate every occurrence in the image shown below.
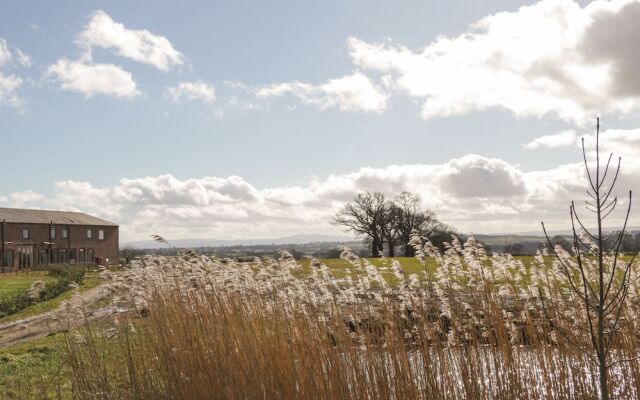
[120,241,369,261]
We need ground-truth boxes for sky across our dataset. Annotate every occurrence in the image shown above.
[2,0,640,242]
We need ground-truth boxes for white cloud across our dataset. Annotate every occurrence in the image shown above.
[77,10,185,71]
[0,72,23,108]
[525,130,577,149]
[439,156,526,197]
[0,38,31,68]
[6,142,640,242]
[46,58,140,99]
[165,81,216,103]
[346,0,640,122]
[8,190,45,207]
[0,38,29,108]
[12,47,32,68]
[0,39,11,66]
[256,73,388,113]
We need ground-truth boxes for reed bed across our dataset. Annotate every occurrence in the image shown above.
[65,235,640,399]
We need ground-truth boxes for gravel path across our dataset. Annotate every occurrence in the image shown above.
[0,282,119,347]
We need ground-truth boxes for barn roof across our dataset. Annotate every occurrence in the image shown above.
[0,208,117,226]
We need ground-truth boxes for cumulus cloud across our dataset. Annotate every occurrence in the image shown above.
[439,156,527,197]
[346,0,640,122]
[5,144,640,241]
[77,10,185,71]
[46,58,140,98]
[8,190,46,207]
[525,130,577,149]
[256,73,388,113]
[165,81,216,103]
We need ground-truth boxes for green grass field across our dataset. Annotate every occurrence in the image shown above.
[0,273,58,298]
[297,256,536,287]
[299,256,437,277]
[0,332,69,398]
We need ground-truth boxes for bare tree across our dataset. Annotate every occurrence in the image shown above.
[392,192,454,256]
[334,191,455,257]
[333,192,387,257]
[541,118,636,400]
[381,200,402,257]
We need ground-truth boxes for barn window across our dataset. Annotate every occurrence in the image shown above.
[22,228,29,239]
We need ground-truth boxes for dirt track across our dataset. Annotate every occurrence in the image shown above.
[0,283,119,347]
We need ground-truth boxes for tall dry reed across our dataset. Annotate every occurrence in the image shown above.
[65,236,640,399]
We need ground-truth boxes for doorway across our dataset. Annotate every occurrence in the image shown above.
[17,246,33,270]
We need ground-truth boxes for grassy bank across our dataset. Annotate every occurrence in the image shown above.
[0,273,58,298]
[0,275,102,323]
[0,265,87,319]
[0,332,70,399]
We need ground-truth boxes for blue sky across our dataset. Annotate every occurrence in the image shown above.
[2,0,640,241]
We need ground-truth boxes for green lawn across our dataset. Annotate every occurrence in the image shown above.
[0,273,58,298]
[0,331,70,399]
[297,256,540,287]
[299,256,435,277]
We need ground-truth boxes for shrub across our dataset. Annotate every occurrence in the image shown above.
[0,265,86,318]
[0,291,33,317]
[46,264,86,284]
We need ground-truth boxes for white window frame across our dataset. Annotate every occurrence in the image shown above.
[86,229,92,239]
[98,229,105,240]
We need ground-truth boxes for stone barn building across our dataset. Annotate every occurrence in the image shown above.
[0,208,119,272]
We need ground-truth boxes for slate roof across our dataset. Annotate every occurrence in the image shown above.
[0,208,117,226]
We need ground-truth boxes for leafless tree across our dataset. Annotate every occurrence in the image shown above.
[334,191,454,257]
[391,192,451,256]
[333,192,387,257]
[541,118,637,400]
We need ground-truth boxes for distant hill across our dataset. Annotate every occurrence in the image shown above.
[124,234,358,249]
[507,226,640,237]
[475,226,640,254]
[474,234,549,246]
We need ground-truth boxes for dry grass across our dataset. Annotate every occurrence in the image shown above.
[62,237,640,399]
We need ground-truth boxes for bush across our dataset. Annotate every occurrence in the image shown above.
[0,291,33,317]
[46,264,86,283]
[0,265,87,318]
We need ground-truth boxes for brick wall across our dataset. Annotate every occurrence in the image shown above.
[1,222,119,271]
